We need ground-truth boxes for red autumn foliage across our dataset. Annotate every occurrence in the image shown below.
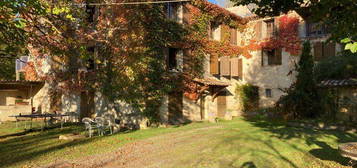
[23,62,39,81]
[258,15,301,55]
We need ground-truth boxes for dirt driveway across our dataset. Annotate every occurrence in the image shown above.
[44,126,223,168]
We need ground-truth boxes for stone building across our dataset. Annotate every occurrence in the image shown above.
[2,1,344,126]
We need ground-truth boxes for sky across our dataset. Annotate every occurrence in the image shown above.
[208,0,228,7]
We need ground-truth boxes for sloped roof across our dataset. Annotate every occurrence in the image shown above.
[193,78,230,86]
[226,5,256,18]
[319,78,357,88]
[0,80,44,85]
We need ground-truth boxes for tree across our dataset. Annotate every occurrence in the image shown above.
[0,58,15,80]
[0,0,45,58]
[231,0,357,53]
[277,41,320,119]
[315,51,357,82]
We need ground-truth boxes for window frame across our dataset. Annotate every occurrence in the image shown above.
[168,48,178,71]
[264,19,276,39]
[262,48,282,66]
[306,22,329,37]
[265,88,272,98]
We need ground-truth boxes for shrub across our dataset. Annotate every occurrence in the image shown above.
[235,83,259,112]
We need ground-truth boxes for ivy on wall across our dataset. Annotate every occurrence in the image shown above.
[257,15,301,55]
[235,83,260,112]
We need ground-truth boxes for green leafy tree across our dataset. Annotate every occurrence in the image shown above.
[315,51,357,82]
[277,41,320,119]
[0,58,15,80]
[0,0,45,58]
[231,0,357,53]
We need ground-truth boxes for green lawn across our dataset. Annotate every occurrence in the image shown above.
[0,117,356,168]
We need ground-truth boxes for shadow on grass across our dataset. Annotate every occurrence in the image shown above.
[240,161,257,168]
[0,123,80,139]
[243,116,355,166]
[0,123,102,168]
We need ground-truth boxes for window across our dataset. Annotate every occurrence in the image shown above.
[165,3,179,20]
[85,4,96,23]
[265,19,276,38]
[168,48,178,70]
[209,23,219,41]
[16,56,29,72]
[306,22,328,37]
[262,48,282,66]
[265,89,272,98]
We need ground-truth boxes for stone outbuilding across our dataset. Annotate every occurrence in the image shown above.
[319,78,357,122]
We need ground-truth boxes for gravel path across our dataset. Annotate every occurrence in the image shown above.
[43,126,223,168]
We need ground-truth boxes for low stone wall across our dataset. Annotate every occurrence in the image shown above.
[287,121,357,133]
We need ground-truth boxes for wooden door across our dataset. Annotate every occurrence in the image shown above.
[217,90,227,118]
[80,91,95,119]
[168,91,183,123]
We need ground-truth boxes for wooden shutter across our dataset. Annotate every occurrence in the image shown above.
[183,4,191,25]
[275,48,282,65]
[210,54,219,75]
[254,21,262,41]
[238,58,243,78]
[237,31,242,45]
[261,50,265,66]
[314,42,323,61]
[183,49,191,72]
[274,17,280,36]
[230,28,237,45]
[221,25,228,41]
[324,43,336,58]
[220,56,230,76]
[230,57,239,77]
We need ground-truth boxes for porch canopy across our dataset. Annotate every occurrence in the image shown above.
[0,80,45,106]
[0,80,44,90]
[192,78,230,102]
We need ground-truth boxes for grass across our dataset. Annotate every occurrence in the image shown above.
[0,117,356,168]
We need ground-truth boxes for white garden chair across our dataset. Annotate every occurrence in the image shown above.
[103,113,115,135]
[82,117,95,138]
[94,117,106,136]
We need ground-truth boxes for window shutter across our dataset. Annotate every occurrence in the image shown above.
[208,22,212,39]
[238,58,243,78]
[254,21,262,41]
[210,54,219,75]
[230,57,239,77]
[324,43,336,58]
[220,56,230,76]
[183,4,191,25]
[261,50,266,66]
[221,25,228,41]
[314,42,323,61]
[275,48,282,65]
[237,31,242,46]
[274,17,279,36]
[230,28,237,45]
[183,49,191,72]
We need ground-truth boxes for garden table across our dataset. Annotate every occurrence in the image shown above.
[339,142,357,166]
[9,113,69,130]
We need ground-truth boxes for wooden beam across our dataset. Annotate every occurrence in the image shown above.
[212,87,226,102]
